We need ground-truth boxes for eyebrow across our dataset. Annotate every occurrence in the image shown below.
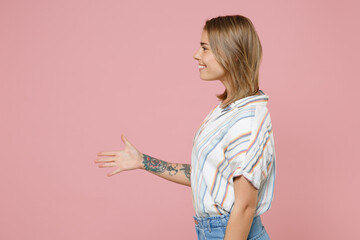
[200,42,209,46]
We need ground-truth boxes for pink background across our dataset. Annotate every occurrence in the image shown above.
[1,0,359,239]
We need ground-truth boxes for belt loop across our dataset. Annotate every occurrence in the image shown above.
[207,219,211,232]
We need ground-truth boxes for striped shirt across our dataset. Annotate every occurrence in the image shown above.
[190,90,276,217]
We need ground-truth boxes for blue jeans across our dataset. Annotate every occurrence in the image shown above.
[193,213,270,240]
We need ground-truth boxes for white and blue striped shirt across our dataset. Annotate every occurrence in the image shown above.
[191,90,276,217]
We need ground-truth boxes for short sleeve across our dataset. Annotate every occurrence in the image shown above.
[231,106,273,190]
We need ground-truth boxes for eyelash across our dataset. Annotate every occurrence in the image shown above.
[202,47,207,51]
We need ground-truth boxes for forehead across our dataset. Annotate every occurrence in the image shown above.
[201,30,209,43]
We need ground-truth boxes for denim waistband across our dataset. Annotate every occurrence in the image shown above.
[193,213,231,229]
[193,213,262,233]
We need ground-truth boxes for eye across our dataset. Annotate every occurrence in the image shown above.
[202,47,208,51]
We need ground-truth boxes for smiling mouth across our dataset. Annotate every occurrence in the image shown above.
[199,65,207,70]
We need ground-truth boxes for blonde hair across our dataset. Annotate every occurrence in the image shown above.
[203,15,263,109]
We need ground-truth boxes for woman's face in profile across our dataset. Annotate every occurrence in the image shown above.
[193,30,228,82]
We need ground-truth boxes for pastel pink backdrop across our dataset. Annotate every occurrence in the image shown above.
[1,0,359,239]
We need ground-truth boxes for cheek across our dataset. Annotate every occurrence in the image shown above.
[202,54,225,74]
[202,54,214,65]
[201,55,209,65]
[210,61,225,74]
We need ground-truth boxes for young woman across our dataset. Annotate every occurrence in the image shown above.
[95,15,275,240]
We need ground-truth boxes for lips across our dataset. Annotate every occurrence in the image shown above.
[199,64,207,71]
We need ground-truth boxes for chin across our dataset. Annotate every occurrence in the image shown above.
[200,76,217,81]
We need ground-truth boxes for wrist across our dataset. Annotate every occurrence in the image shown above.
[139,153,145,170]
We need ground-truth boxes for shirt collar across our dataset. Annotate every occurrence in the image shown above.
[219,90,269,112]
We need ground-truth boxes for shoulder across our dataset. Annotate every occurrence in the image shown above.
[225,105,272,143]
[253,105,272,131]
[222,106,256,147]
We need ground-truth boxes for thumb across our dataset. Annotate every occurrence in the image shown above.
[121,134,132,147]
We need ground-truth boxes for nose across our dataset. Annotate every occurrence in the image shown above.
[193,48,201,61]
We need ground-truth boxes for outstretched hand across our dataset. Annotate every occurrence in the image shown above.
[94,135,144,177]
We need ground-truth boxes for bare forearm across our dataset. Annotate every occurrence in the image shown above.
[141,153,191,187]
[224,207,255,240]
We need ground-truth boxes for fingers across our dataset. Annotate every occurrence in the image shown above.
[95,157,121,177]
[98,152,117,156]
[97,162,117,168]
[108,168,121,177]
[97,134,131,177]
[94,157,114,163]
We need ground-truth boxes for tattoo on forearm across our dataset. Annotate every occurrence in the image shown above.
[142,154,191,181]
[166,164,179,176]
[180,164,191,181]
[142,154,168,173]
